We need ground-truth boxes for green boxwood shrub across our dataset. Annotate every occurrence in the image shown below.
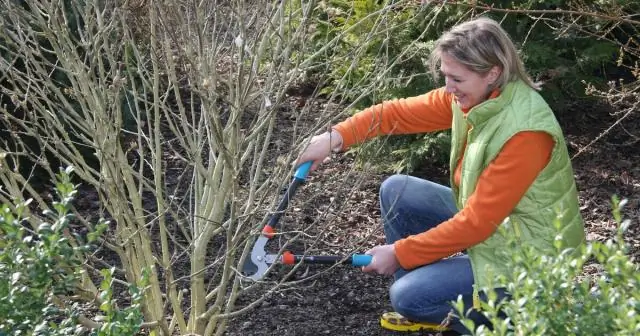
[456,197,640,335]
[0,167,145,336]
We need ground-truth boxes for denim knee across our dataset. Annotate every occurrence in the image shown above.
[389,279,451,324]
[379,174,408,209]
[389,278,416,318]
[389,278,417,320]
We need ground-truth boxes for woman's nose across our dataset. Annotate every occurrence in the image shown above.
[444,78,456,93]
[445,84,456,94]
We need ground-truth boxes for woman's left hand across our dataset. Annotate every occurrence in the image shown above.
[361,244,400,276]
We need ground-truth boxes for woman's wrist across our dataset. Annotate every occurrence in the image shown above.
[329,129,344,153]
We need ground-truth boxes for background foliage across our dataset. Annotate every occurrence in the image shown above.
[301,0,633,172]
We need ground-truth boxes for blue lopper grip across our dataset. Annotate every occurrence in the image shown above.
[293,161,313,180]
[351,254,372,267]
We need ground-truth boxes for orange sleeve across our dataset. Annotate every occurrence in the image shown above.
[393,131,555,269]
[333,87,453,150]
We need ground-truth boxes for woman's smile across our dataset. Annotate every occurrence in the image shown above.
[440,53,498,109]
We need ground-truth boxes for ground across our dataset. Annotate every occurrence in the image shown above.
[225,97,640,336]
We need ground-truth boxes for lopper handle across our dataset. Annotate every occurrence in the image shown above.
[294,161,313,180]
[351,254,373,267]
[281,252,372,266]
[263,161,314,234]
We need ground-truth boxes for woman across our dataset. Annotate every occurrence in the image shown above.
[296,17,584,333]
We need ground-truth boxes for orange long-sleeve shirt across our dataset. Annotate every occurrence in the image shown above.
[333,87,554,269]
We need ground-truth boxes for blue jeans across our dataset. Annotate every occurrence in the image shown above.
[380,174,506,334]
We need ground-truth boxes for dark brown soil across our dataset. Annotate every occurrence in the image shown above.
[225,98,640,336]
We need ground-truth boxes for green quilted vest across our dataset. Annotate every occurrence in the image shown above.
[449,80,585,292]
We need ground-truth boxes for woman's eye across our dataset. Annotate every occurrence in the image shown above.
[443,75,463,84]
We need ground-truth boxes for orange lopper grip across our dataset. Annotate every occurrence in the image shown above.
[261,225,275,238]
[282,251,295,265]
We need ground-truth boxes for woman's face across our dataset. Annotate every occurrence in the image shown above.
[440,53,500,110]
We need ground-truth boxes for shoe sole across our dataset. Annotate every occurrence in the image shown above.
[380,318,449,332]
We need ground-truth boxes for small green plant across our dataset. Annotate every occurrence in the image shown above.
[93,268,147,336]
[0,167,87,334]
[455,196,640,335]
[0,167,145,335]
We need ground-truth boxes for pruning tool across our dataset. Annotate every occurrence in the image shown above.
[242,161,372,281]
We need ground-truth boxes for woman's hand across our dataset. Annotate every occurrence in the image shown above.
[361,244,400,276]
[295,129,343,171]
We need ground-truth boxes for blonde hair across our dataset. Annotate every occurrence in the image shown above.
[429,17,539,91]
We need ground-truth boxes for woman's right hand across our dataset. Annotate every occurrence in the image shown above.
[295,129,343,171]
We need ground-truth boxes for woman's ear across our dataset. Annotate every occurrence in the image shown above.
[487,65,502,84]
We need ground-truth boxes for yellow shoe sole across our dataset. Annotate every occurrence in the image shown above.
[380,312,449,332]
